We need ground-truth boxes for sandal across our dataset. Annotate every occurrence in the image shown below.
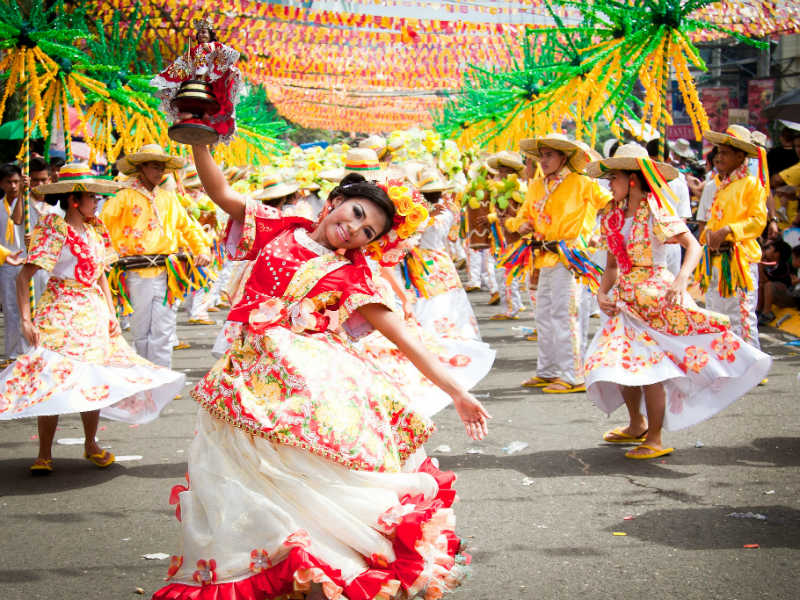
[625,444,674,460]
[541,379,586,394]
[490,313,519,320]
[603,427,648,444]
[30,458,53,475]
[521,376,554,388]
[526,332,538,341]
[84,450,115,468]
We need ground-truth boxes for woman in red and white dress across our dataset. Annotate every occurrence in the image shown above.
[0,164,184,473]
[152,145,490,600]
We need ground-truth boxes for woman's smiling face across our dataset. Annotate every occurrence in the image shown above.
[317,197,390,250]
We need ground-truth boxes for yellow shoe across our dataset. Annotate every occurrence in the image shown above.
[526,332,538,341]
[30,458,53,474]
[84,450,115,468]
[173,342,191,350]
[207,306,220,313]
[188,318,216,326]
[487,292,501,306]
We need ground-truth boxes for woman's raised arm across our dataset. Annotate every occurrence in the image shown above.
[191,145,246,222]
[358,302,490,440]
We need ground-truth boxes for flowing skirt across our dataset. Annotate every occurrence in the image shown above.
[0,278,183,423]
[154,411,469,600]
[585,266,771,430]
[410,249,480,341]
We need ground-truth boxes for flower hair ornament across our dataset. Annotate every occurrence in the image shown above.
[363,179,429,267]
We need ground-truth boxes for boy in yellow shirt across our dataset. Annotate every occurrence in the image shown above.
[101,144,211,368]
[698,125,767,349]
[507,135,611,393]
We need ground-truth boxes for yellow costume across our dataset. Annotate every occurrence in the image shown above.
[778,162,800,188]
[696,163,766,348]
[100,178,210,368]
[101,179,210,277]
[506,170,611,268]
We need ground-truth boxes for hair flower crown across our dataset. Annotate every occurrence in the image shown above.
[365,178,429,267]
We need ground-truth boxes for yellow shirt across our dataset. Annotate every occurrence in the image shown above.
[779,162,800,187]
[100,180,210,278]
[700,174,766,265]
[506,171,612,268]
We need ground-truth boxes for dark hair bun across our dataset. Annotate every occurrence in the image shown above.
[339,173,366,186]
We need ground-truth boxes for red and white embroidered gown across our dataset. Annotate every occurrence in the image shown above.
[154,200,471,600]
[0,215,184,423]
[585,197,771,429]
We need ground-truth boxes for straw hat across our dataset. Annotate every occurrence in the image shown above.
[318,168,345,183]
[358,134,388,159]
[34,162,121,196]
[344,148,383,177]
[486,150,525,174]
[704,124,759,157]
[253,175,299,202]
[115,143,186,176]
[585,143,679,181]
[669,138,695,160]
[520,134,590,172]
[415,166,453,193]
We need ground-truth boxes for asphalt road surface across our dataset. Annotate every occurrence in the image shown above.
[1,290,798,600]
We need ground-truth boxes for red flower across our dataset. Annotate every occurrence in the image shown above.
[192,558,217,585]
[249,549,272,573]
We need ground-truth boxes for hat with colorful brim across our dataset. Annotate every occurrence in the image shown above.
[343,148,384,178]
[586,143,679,181]
[34,162,121,196]
[520,134,590,173]
[704,124,759,157]
[115,143,186,175]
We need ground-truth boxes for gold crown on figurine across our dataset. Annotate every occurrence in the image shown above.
[192,17,214,32]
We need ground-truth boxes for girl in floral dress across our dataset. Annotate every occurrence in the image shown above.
[585,144,771,460]
[0,164,185,473]
[153,145,490,600]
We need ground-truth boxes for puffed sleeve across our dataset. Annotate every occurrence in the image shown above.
[26,214,66,272]
[224,197,292,261]
[648,197,689,243]
[307,258,392,340]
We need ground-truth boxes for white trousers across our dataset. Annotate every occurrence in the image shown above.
[0,266,49,358]
[127,271,177,368]
[579,284,595,357]
[448,239,466,262]
[535,263,583,384]
[495,266,524,315]
[706,262,760,350]
[466,248,497,292]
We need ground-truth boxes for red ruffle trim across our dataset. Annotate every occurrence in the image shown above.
[152,458,466,600]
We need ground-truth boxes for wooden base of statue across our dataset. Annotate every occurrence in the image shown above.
[466,202,490,249]
[168,80,220,145]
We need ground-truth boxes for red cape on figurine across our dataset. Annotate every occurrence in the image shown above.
[150,18,243,144]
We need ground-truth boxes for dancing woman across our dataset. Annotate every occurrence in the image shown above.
[0,164,184,473]
[153,145,490,600]
[584,145,771,460]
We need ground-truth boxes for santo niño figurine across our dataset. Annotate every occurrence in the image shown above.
[151,18,243,145]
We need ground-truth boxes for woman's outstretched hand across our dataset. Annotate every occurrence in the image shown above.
[451,389,491,440]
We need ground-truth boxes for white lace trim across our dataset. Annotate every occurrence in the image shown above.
[294,228,332,256]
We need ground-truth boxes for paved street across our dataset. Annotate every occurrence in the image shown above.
[1,291,798,600]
